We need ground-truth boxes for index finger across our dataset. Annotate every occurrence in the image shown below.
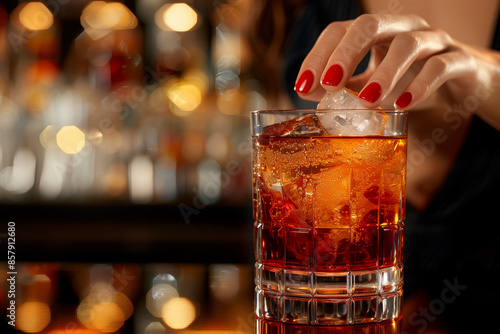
[293,20,352,100]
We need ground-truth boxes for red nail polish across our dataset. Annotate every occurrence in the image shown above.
[395,91,412,109]
[294,70,314,93]
[359,82,382,103]
[321,64,343,87]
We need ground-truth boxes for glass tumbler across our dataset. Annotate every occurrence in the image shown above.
[252,109,407,325]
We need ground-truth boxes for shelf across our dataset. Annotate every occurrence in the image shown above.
[5,203,254,264]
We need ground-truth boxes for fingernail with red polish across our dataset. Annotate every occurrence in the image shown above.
[395,91,412,109]
[321,64,343,87]
[359,82,382,103]
[294,70,314,93]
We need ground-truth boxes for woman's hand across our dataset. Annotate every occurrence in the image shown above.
[294,14,500,129]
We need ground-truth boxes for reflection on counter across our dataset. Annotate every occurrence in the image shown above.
[1,263,460,333]
[0,1,261,205]
[0,262,254,333]
[256,318,402,333]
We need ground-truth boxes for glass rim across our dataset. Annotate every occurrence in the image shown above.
[251,108,408,137]
[251,108,406,115]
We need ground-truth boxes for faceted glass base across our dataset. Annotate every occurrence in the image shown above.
[255,264,403,325]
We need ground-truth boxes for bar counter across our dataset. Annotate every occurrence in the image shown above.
[0,204,473,333]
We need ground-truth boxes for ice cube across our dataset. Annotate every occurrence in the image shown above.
[312,165,352,227]
[316,109,388,136]
[317,88,364,110]
[261,114,324,137]
[283,177,314,226]
[316,88,388,136]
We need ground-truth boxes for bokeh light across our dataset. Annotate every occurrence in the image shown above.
[129,154,154,203]
[81,1,138,39]
[113,292,134,320]
[146,283,179,317]
[82,1,137,30]
[183,69,209,96]
[166,80,202,116]
[40,125,59,149]
[0,149,36,195]
[88,301,125,332]
[160,3,198,32]
[161,297,196,329]
[56,126,86,154]
[76,282,133,333]
[17,301,51,333]
[18,2,54,31]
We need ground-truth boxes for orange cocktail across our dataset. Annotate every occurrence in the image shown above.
[252,110,407,325]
